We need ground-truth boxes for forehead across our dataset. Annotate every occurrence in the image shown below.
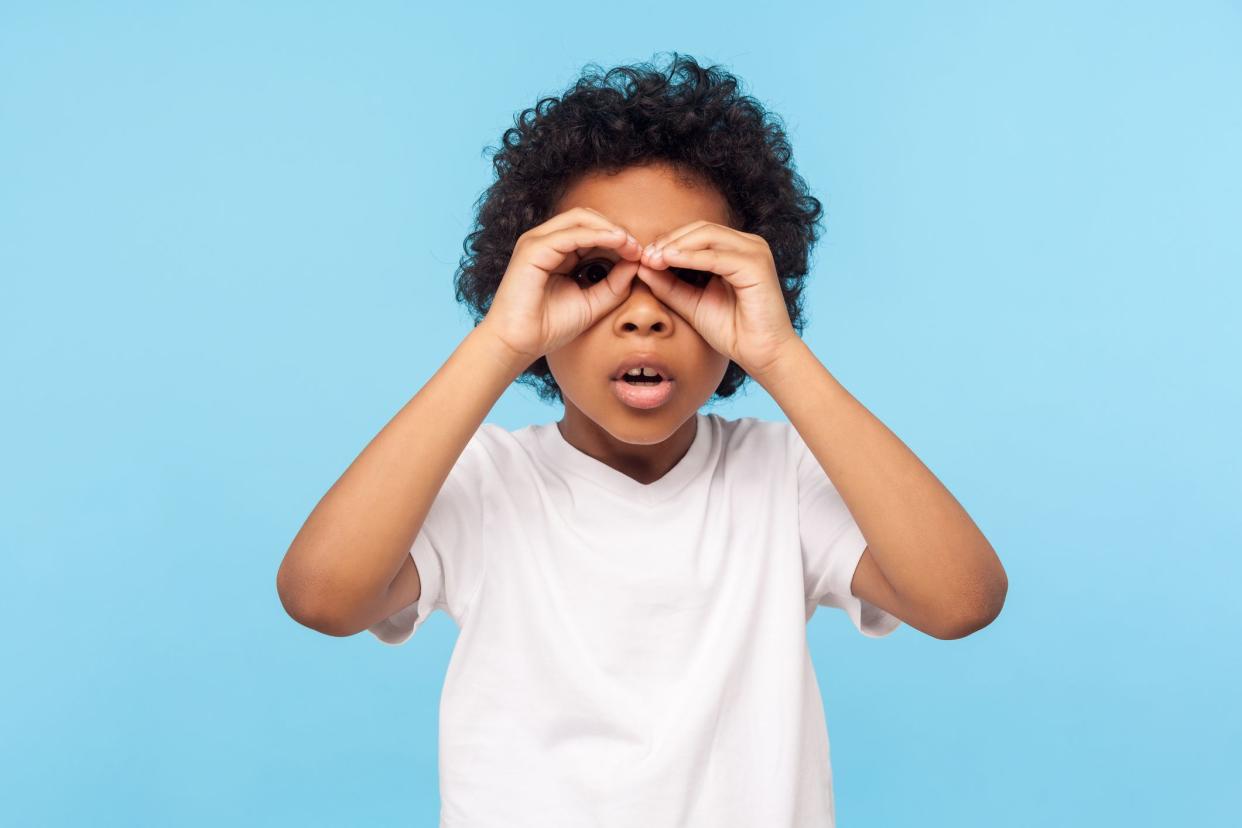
[554,162,734,244]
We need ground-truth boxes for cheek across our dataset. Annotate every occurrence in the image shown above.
[697,350,732,390]
[688,335,731,374]
[544,342,588,387]
[674,348,730,394]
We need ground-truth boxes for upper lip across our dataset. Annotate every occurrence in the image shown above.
[611,353,675,381]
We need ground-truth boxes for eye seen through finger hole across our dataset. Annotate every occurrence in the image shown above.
[570,257,713,290]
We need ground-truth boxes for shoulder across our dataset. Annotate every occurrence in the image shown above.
[704,413,795,458]
[463,421,533,447]
[444,421,538,482]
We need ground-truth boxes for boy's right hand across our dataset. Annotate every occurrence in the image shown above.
[478,207,643,365]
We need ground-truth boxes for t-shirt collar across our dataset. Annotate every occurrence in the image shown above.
[534,412,714,503]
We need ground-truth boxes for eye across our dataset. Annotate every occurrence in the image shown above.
[570,257,613,287]
[568,258,715,290]
[671,266,713,288]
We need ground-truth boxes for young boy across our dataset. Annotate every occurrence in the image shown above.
[277,53,1006,827]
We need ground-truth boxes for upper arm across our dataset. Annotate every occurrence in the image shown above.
[852,544,961,638]
[848,546,906,624]
[851,545,981,639]
[364,430,494,645]
[355,554,423,635]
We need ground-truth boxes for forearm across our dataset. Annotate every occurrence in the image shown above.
[753,338,1006,630]
[276,323,530,626]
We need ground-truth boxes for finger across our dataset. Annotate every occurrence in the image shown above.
[632,263,702,322]
[582,258,638,321]
[644,219,712,252]
[531,207,639,254]
[658,246,761,289]
[551,218,642,263]
[643,224,746,268]
[522,226,639,279]
[654,223,747,253]
[605,257,640,296]
[578,207,643,259]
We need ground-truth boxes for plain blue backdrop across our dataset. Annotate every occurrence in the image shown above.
[3,1,1239,825]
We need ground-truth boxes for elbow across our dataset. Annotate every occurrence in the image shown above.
[933,563,1008,641]
[933,607,1000,640]
[276,559,357,638]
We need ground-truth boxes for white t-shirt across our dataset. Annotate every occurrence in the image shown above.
[369,412,900,827]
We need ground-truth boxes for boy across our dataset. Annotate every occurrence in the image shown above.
[277,53,1006,827]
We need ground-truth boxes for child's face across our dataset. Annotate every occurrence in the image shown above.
[545,161,733,446]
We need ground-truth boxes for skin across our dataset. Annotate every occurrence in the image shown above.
[543,162,1007,639]
[545,162,734,484]
[279,162,1005,642]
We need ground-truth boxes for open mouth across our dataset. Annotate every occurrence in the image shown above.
[615,367,669,384]
[611,371,675,409]
[619,374,665,385]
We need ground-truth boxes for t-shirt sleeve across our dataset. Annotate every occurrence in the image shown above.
[367,426,493,646]
[791,424,902,638]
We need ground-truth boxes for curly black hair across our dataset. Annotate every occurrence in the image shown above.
[453,52,825,405]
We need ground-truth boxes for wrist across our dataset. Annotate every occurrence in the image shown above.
[746,335,811,386]
[469,323,538,378]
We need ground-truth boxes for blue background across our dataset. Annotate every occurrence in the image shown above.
[3,2,1239,825]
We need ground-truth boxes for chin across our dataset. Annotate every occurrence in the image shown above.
[603,419,683,446]
[573,386,701,444]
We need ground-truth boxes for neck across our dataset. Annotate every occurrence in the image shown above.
[557,407,698,484]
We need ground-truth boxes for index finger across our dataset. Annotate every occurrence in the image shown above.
[535,206,632,239]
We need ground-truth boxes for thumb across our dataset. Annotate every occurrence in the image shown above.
[581,258,638,323]
[634,264,698,321]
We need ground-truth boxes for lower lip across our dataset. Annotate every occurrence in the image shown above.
[611,378,675,409]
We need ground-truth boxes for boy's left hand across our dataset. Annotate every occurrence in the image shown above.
[634,222,800,377]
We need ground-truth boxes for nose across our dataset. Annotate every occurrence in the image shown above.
[612,269,675,336]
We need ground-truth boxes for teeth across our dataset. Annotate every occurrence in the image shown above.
[624,366,661,378]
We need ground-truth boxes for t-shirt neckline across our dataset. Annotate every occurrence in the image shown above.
[535,412,713,502]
